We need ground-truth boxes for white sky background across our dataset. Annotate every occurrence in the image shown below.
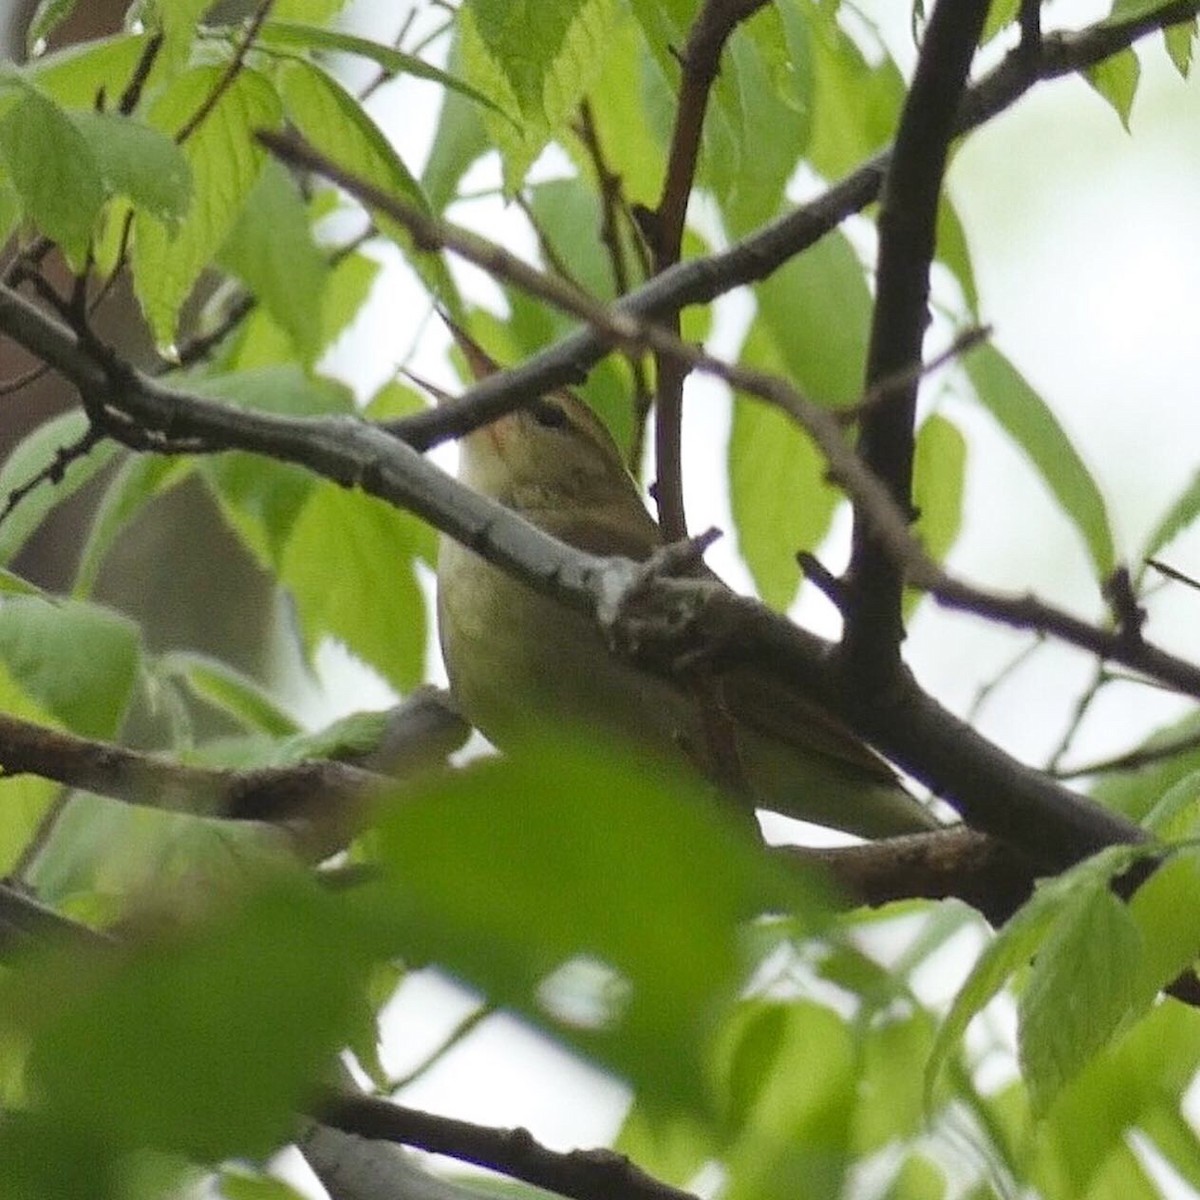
[290,4,1200,1191]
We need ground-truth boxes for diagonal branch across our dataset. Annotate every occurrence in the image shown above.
[842,0,991,690]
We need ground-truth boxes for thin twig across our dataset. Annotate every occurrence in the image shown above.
[175,0,275,144]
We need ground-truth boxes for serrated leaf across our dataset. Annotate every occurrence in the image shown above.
[459,0,617,194]
[1084,47,1140,131]
[714,15,811,236]
[227,247,379,371]
[158,651,300,739]
[280,484,431,693]
[218,157,328,366]
[0,84,104,267]
[1035,1004,1200,1195]
[0,596,140,739]
[1018,885,1145,1114]
[0,410,119,567]
[926,845,1139,1103]
[134,67,282,349]
[70,110,191,227]
[1127,847,1200,1004]
[965,342,1115,579]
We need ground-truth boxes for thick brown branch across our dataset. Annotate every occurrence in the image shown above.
[778,827,1042,927]
[843,0,991,688]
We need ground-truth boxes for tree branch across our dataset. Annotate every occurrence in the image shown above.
[648,0,769,539]
[314,1092,701,1200]
[843,0,991,689]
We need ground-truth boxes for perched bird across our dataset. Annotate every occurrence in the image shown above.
[435,329,939,838]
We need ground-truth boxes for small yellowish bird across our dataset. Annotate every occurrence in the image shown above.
[436,332,939,839]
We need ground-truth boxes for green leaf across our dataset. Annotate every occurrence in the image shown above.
[1140,465,1200,579]
[364,740,812,1109]
[129,0,214,73]
[280,484,432,693]
[854,1012,936,1152]
[1164,19,1196,77]
[259,20,507,120]
[420,51,491,212]
[981,0,1019,42]
[704,14,810,236]
[1091,709,1200,823]
[19,874,379,1162]
[730,232,871,609]
[804,4,905,179]
[271,0,348,19]
[220,1168,310,1200]
[714,1000,856,1197]
[227,246,379,371]
[278,59,455,307]
[965,342,1115,578]
[0,84,104,267]
[926,846,1139,1102]
[936,193,979,314]
[218,157,329,366]
[1033,1004,1200,1195]
[70,110,191,227]
[0,410,119,567]
[459,0,618,193]
[564,12,663,209]
[157,651,300,739]
[0,661,61,876]
[194,366,352,568]
[29,32,152,112]
[134,67,283,349]
[1084,47,1140,131]
[1018,884,1145,1114]
[912,414,966,566]
[74,455,194,599]
[0,596,140,739]
[1127,847,1200,1003]
[25,0,80,54]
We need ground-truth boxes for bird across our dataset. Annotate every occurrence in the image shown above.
[434,324,940,839]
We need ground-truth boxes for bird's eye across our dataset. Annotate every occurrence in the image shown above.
[530,400,569,430]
